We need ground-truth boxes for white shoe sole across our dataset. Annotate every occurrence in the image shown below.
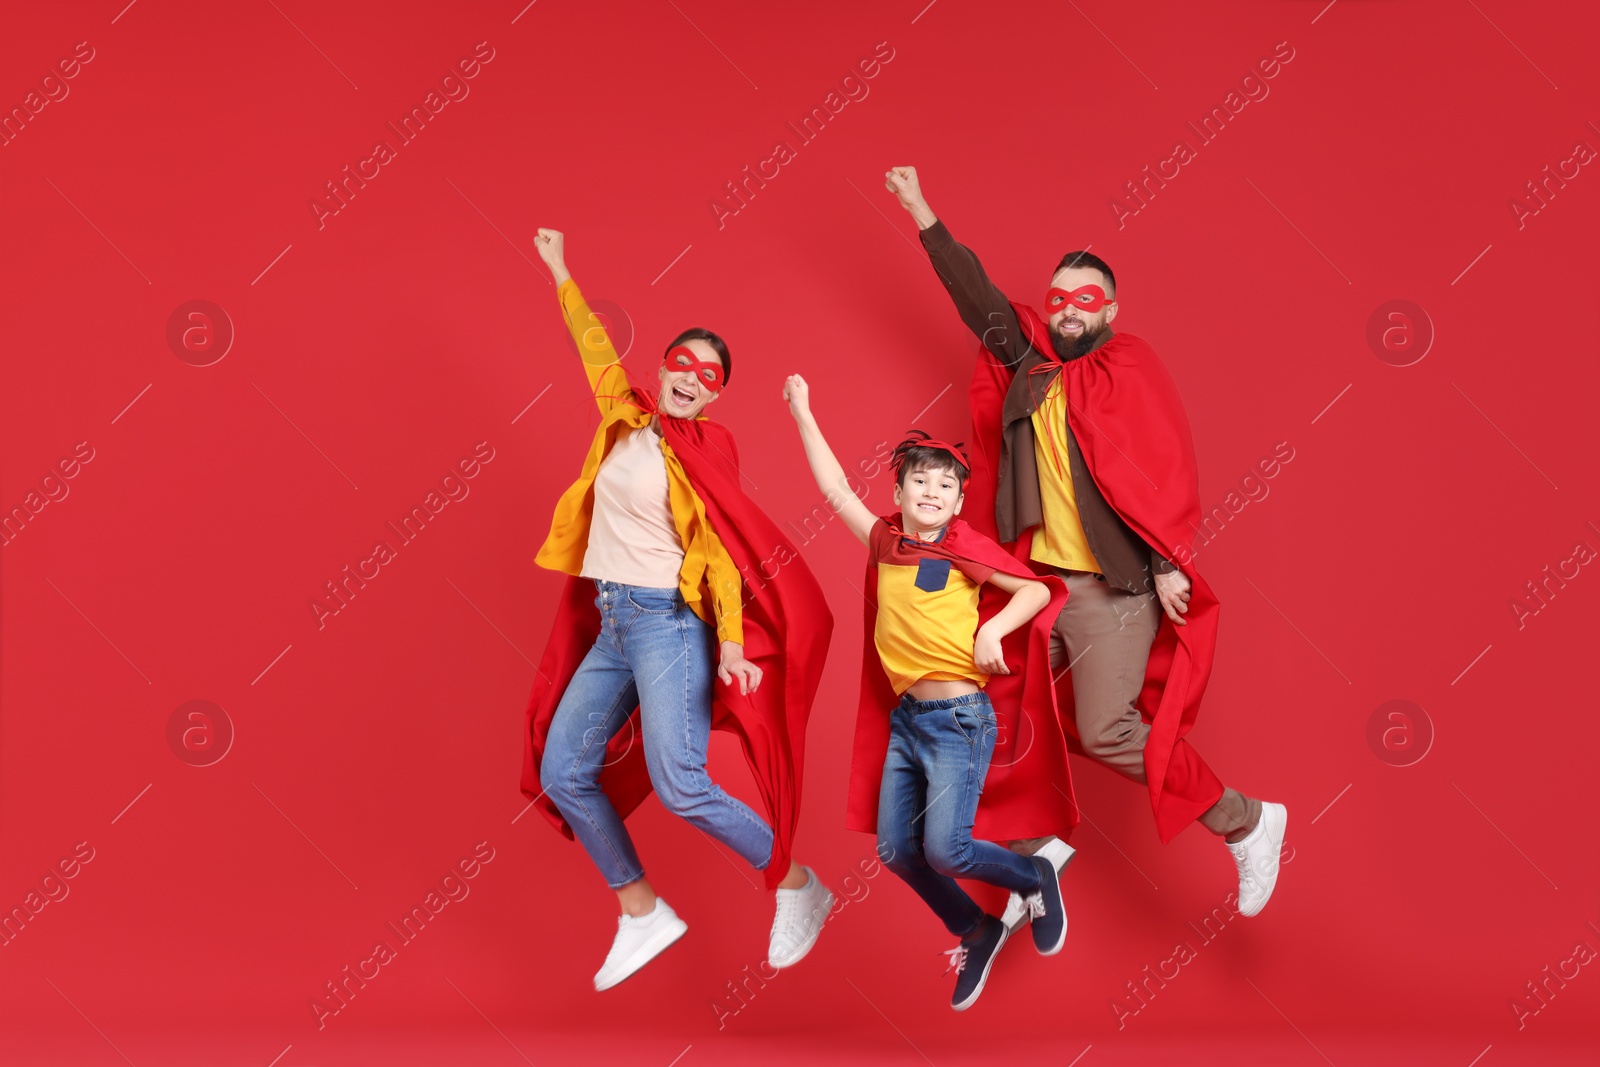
[593,918,688,991]
[1238,803,1288,918]
[952,926,1010,1012]
[770,888,834,969]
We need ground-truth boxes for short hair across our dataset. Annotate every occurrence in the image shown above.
[1053,250,1116,297]
[891,432,970,489]
[665,327,732,386]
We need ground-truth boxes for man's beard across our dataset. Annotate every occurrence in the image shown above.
[1050,319,1107,361]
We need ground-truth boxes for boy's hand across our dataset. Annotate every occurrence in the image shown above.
[783,374,812,422]
[534,228,566,275]
[1154,569,1191,626]
[973,622,1010,675]
[717,641,763,695]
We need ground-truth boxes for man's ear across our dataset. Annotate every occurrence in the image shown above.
[1105,301,1119,327]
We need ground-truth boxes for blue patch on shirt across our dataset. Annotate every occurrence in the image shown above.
[915,558,952,592]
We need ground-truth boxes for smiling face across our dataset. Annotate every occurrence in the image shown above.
[894,462,965,537]
[1046,264,1118,360]
[656,338,724,418]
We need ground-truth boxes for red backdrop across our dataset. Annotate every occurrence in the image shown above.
[2,2,1596,1064]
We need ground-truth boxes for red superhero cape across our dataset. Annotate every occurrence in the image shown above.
[967,305,1225,843]
[845,514,1076,842]
[520,384,834,890]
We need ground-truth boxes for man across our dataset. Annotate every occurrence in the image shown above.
[885,166,1287,920]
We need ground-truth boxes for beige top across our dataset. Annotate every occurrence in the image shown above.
[580,422,686,588]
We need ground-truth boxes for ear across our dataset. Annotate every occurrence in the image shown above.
[954,492,964,515]
[1105,301,1119,326]
[892,482,903,506]
[657,364,667,385]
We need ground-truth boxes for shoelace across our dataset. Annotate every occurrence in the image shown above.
[940,945,969,976]
[1024,893,1046,921]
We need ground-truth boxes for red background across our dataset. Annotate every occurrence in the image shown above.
[2,1,1596,1064]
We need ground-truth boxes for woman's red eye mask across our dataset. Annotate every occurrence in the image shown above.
[1045,284,1114,316]
[663,345,724,393]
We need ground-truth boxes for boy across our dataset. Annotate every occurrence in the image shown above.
[783,374,1074,1011]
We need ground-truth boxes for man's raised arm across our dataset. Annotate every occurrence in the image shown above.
[884,166,1038,370]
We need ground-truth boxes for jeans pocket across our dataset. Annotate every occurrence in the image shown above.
[625,588,680,614]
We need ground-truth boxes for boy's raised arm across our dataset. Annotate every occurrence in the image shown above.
[783,374,877,546]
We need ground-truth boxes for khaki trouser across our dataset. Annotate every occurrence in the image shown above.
[1048,569,1259,838]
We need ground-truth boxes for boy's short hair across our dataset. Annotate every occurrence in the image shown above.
[891,431,971,489]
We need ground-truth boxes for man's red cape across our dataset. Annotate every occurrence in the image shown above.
[844,515,1076,841]
[520,388,834,890]
[966,307,1224,843]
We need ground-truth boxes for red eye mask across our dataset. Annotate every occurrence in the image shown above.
[663,345,724,393]
[1045,284,1114,316]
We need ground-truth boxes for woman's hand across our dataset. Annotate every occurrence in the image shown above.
[717,641,763,695]
[534,227,571,285]
[783,374,812,422]
[972,622,1010,675]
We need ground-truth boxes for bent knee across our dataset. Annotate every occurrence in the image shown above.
[923,836,977,878]
[1082,717,1146,761]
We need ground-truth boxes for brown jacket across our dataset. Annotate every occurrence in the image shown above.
[919,220,1173,595]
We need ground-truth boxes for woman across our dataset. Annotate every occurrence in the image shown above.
[521,228,834,991]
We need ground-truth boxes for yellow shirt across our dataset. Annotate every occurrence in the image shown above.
[870,521,990,695]
[1029,374,1102,573]
[535,279,744,645]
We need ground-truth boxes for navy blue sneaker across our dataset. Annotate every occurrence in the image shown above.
[1026,854,1067,956]
[946,915,1008,1011]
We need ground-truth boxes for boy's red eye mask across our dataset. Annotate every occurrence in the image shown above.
[663,345,724,393]
[1045,284,1114,316]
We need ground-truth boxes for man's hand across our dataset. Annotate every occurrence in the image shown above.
[534,227,571,285]
[783,374,813,423]
[717,641,763,695]
[973,622,1011,675]
[884,167,937,229]
[1154,569,1192,627]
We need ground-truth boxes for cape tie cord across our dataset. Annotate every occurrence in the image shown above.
[1027,359,1073,483]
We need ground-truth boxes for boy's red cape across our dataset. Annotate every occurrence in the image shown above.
[965,307,1225,843]
[845,515,1077,841]
[520,387,834,890]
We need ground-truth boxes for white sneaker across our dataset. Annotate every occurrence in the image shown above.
[767,866,834,969]
[1228,801,1288,917]
[593,899,688,991]
[1002,838,1076,932]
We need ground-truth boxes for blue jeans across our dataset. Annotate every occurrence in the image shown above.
[540,580,775,889]
[877,691,1043,936]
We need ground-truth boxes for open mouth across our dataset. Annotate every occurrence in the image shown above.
[670,384,697,406]
[916,502,942,512]
[1060,320,1084,334]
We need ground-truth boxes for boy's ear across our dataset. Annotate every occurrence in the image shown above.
[954,491,964,515]
[892,482,903,506]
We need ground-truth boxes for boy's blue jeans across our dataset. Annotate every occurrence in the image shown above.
[877,691,1043,936]
[540,580,775,888]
